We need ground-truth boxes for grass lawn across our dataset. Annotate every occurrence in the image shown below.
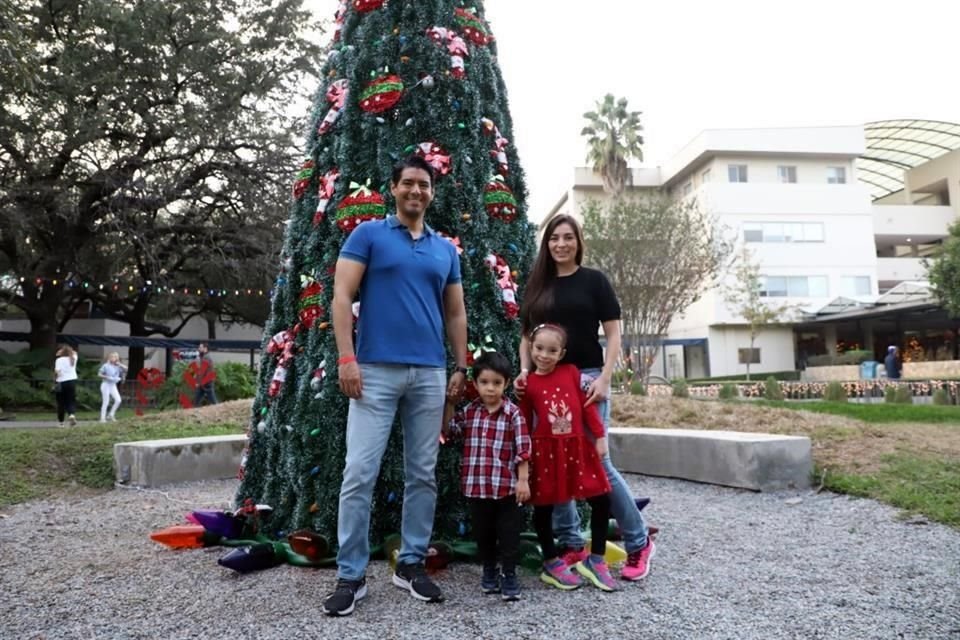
[760,400,960,424]
[613,396,960,528]
[0,402,247,508]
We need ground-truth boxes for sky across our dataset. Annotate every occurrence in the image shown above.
[305,0,960,221]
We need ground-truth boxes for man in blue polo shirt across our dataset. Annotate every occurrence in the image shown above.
[323,156,468,617]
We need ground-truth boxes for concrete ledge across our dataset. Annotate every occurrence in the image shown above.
[609,427,812,491]
[113,435,247,487]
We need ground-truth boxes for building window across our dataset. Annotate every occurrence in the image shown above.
[777,165,797,183]
[840,276,871,296]
[701,168,712,184]
[827,166,847,184]
[682,181,693,197]
[743,222,824,243]
[738,348,761,364]
[760,275,828,298]
[728,164,748,183]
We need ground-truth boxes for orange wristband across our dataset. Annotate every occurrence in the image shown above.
[337,355,357,365]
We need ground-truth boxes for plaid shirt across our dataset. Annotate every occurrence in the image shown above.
[449,397,531,499]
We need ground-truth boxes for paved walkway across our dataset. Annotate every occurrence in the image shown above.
[0,418,94,429]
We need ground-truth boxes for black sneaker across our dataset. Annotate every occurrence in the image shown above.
[322,577,367,616]
[393,561,444,602]
[501,571,521,601]
[481,565,500,594]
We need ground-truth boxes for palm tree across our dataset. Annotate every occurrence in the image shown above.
[581,94,644,196]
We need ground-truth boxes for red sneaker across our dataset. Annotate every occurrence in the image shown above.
[559,546,588,566]
[621,539,656,581]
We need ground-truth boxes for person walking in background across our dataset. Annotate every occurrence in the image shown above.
[54,345,78,427]
[517,214,656,582]
[193,342,218,406]
[98,352,127,422]
[884,345,902,379]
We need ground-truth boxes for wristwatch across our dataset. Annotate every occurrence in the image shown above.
[454,366,468,376]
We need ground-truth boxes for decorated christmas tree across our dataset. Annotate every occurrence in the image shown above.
[236,0,535,550]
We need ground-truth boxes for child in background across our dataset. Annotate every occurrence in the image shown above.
[443,351,530,601]
[98,352,127,422]
[520,323,617,592]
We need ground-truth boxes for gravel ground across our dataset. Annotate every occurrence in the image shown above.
[1,475,958,640]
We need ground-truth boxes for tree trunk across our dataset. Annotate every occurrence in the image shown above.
[22,284,63,355]
[746,332,755,382]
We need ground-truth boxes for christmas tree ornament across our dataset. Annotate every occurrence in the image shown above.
[336,182,386,232]
[189,510,245,539]
[426,26,469,79]
[292,160,314,199]
[425,542,453,573]
[317,80,349,135]
[257,420,267,432]
[298,277,325,328]
[414,141,451,176]
[483,177,518,222]
[149,524,220,549]
[287,530,330,561]
[310,362,327,391]
[218,543,284,573]
[332,0,347,42]
[481,117,510,176]
[419,74,435,90]
[358,74,404,113]
[352,0,385,12]
[313,167,341,226]
[483,254,519,318]
[454,7,493,45]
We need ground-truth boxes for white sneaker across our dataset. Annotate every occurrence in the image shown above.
[68,415,77,427]
[99,419,108,423]
[108,415,117,422]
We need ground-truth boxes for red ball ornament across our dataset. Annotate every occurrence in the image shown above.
[298,280,325,328]
[358,75,404,114]
[454,8,493,46]
[336,185,386,232]
[292,160,314,200]
[353,0,384,12]
[483,178,517,222]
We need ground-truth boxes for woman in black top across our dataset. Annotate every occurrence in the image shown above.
[517,214,655,581]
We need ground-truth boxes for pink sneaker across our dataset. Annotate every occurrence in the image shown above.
[575,556,618,592]
[621,539,656,581]
[559,546,588,566]
[540,559,582,590]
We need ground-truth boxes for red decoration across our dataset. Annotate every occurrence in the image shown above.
[352,0,384,12]
[437,232,463,255]
[481,117,510,176]
[288,530,330,561]
[426,26,468,79]
[358,75,403,113]
[180,359,217,408]
[333,0,347,42]
[298,279,325,328]
[318,80,349,135]
[414,141,451,176]
[292,159,314,199]
[336,184,386,232]
[454,7,493,46]
[484,253,519,319]
[134,367,165,416]
[266,329,297,398]
[313,168,340,225]
[483,177,517,222]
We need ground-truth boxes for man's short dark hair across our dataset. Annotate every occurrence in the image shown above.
[391,155,435,188]
[471,351,513,382]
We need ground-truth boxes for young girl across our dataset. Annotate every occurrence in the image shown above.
[519,324,617,592]
[54,345,78,427]
[98,352,127,422]
[443,351,531,601]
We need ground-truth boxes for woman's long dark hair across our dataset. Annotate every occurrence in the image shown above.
[520,214,585,333]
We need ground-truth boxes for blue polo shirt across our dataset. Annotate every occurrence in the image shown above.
[340,215,461,367]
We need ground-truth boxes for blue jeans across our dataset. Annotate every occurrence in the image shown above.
[336,364,446,580]
[194,384,217,406]
[552,368,650,554]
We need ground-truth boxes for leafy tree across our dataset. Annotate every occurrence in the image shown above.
[582,194,732,384]
[236,1,536,544]
[581,94,644,196]
[723,247,793,381]
[927,219,960,317]
[0,0,320,351]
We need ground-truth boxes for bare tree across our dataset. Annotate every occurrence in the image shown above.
[582,194,733,383]
[723,247,794,381]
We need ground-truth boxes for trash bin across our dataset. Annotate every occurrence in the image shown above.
[859,360,878,379]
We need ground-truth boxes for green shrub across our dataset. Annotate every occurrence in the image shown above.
[764,376,784,401]
[893,385,913,404]
[836,349,874,366]
[932,388,950,405]
[824,382,848,403]
[718,383,738,400]
[884,386,897,403]
[671,378,689,398]
[629,380,646,396]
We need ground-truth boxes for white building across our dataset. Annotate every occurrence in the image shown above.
[544,120,960,378]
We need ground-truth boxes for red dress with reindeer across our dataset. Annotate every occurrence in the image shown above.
[520,364,611,506]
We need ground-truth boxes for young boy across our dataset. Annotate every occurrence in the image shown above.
[443,352,531,601]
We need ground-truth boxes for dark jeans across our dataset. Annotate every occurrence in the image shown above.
[470,496,523,574]
[534,493,610,561]
[56,380,77,423]
[194,384,218,407]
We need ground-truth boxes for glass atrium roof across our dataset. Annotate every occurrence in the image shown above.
[858,119,960,200]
